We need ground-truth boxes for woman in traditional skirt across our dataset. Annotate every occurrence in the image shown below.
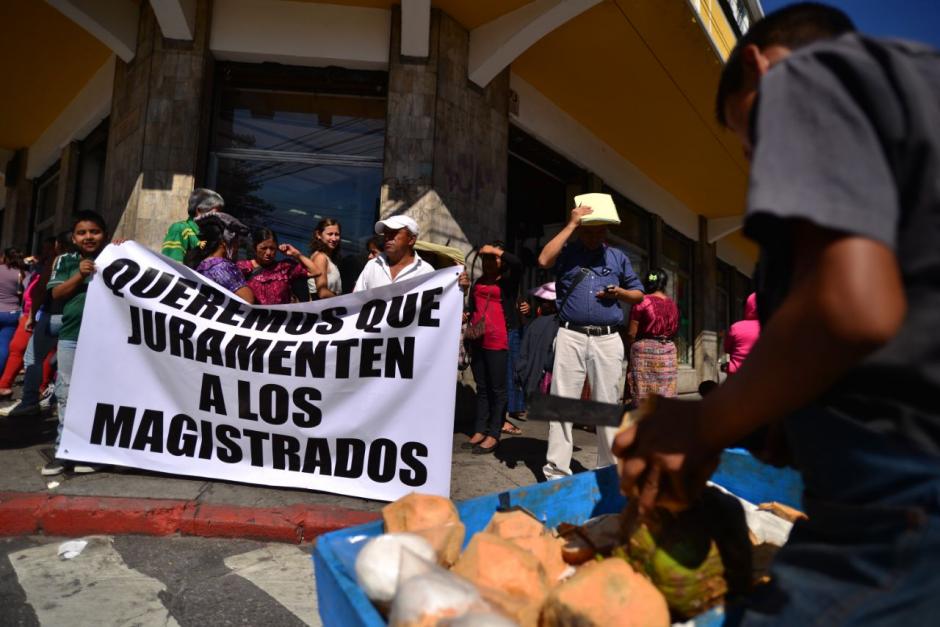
[626,268,680,406]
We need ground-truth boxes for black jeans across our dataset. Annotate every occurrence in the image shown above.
[727,405,940,625]
[470,345,508,440]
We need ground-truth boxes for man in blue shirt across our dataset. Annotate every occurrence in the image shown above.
[538,204,644,479]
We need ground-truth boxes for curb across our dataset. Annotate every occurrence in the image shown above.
[0,491,379,543]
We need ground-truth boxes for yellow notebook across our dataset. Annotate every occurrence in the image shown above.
[574,193,621,225]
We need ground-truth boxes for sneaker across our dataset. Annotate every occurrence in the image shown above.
[39,386,54,410]
[41,459,66,476]
[7,403,41,418]
[71,463,104,474]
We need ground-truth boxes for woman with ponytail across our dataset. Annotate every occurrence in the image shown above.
[185,212,256,304]
[625,267,679,406]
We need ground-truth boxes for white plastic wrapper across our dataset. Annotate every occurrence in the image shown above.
[396,545,437,585]
[389,568,485,627]
[707,482,794,546]
[355,532,436,603]
[57,540,88,560]
[441,610,518,627]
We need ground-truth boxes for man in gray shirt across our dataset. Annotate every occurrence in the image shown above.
[615,3,940,623]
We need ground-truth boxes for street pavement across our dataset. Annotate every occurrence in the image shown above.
[1,535,322,626]
[0,374,604,512]
[0,374,610,625]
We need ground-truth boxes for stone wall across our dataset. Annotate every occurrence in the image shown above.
[2,150,32,249]
[102,0,212,248]
[54,142,81,233]
[382,8,510,253]
[693,215,719,387]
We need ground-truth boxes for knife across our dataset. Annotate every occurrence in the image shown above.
[527,394,702,516]
[525,393,631,428]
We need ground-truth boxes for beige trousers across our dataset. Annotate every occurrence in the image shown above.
[543,327,625,479]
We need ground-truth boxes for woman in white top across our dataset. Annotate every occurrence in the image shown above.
[308,218,343,299]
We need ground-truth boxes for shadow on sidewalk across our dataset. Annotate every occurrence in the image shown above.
[493,436,586,483]
[0,416,56,449]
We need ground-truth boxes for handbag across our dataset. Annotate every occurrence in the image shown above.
[463,291,491,341]
[538,370,553,394]
[457,318,472,371]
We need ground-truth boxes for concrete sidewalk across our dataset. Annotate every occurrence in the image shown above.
[0,396,603,542]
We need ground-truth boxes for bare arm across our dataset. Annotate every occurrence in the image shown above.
[51,259,94,302]
[626,319,639,345]
[235,285,256,304]
[614,223,907,510]
[596,285,644,305]
[537,206,593,268]
[279,243,318,276]
[697,224,906,451]
[310,253,337,299]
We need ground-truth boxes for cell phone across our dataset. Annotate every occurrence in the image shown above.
[605,284,617,292]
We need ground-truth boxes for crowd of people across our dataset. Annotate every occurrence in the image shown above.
[1,2,931,620]
[2,184,752,481]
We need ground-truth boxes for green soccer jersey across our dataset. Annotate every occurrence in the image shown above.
[161,218,200,262]
[46,252,91,341]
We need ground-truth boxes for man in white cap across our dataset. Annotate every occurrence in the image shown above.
[354,215,432,292]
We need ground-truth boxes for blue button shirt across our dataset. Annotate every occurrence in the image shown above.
[554,242,643,326]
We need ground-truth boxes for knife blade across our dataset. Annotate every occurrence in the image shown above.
[525,393,628,428]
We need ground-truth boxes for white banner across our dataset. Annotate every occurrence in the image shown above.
[59,243,463,501]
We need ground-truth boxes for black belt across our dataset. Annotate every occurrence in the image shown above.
[560,321,620,336]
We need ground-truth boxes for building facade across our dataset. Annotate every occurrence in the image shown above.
[1,0,761,392]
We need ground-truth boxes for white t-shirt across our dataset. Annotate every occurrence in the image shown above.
[353,252,434,292]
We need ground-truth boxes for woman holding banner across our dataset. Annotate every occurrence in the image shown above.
[238,227,318,305]
[185,213,255,304]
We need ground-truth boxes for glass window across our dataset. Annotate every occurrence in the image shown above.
[507,125,588,293]
[208,64,387,284]
[212,89,385,158]
[604,186,651,256]
[211,158,382,255]
[662,227,694,364]
[35,174,58,225]
[75,119,109,213]
[33,166,59,253]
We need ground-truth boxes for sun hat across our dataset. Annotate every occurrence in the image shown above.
[573,193,621,225]
[531,282,556,301]
[375,215,420,237]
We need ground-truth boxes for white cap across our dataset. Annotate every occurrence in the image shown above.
[375,215,419,237]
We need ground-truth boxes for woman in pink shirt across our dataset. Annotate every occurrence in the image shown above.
[463,242,522,455]
[724,292,760,375]
[626,268,680,406]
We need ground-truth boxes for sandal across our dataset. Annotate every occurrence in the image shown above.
[501,422,522,435]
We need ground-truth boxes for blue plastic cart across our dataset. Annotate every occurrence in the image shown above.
[313,449,803,626]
